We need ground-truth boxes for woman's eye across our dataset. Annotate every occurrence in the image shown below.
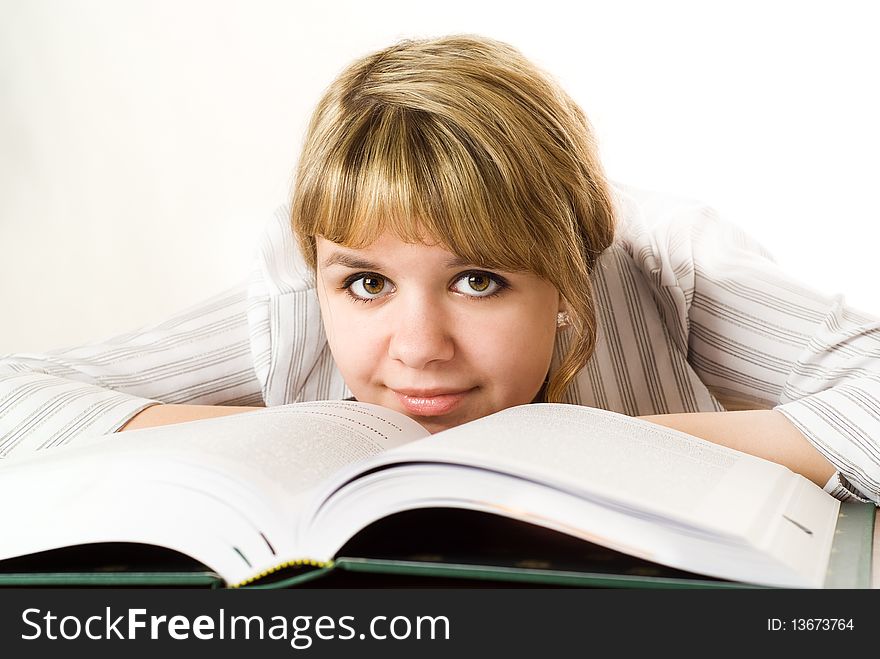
[451,272,504,297]
[346,274,393,301]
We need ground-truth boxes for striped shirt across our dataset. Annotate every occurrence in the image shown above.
[2,183,878,505]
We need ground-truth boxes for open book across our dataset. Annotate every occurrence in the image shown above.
[0,400,841,588]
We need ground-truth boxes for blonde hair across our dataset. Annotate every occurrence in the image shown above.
[291,35,616,402]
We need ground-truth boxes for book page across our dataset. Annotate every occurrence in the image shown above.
[307,403,836,587]
[0,400,428,584]
[16,400,428,504]
[336,403,787,524]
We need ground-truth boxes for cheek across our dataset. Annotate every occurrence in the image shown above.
[317,295,385,385]
[470,308,557,393]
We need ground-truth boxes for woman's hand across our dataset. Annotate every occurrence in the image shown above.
[637,409,836,487]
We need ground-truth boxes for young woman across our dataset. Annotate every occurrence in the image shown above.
[2,35,878,505]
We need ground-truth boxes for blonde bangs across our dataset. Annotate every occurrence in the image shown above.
[294,105,572,278]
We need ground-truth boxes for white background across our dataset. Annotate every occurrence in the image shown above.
[1,0,878,354]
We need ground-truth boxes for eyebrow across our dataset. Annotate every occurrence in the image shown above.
[320,251,479,270]
[444,255,476,268]
[320,253,381,270]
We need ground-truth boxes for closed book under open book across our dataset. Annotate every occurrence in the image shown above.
[0,401,850,588]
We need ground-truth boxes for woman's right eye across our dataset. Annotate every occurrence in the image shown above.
[344,274,395,302]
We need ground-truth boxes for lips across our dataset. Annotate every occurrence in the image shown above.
[391,387,474,417]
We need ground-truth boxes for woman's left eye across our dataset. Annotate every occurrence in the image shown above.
[451,272,506,298]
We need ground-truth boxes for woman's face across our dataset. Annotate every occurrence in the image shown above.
[315,232,562,433]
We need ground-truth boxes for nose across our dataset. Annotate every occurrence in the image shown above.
[387,295,455,369]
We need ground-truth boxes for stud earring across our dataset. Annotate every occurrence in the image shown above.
[556,311,570,328]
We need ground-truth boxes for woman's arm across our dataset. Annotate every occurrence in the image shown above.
[0,283,264,456]
[119,403,262,431]
[638,410,836,487]
[633,193,880,504]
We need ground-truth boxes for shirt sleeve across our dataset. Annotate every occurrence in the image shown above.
[0,280,264,460]
[637,196,880,504]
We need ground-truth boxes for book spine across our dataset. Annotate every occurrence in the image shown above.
[232,558,334,588]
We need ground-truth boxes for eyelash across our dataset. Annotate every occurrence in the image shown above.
[339,271,510,304]
[341,273,384,304]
